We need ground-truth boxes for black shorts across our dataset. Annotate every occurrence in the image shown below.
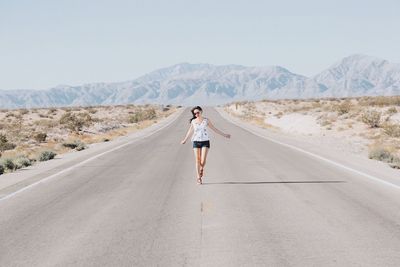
[192,140,210,149]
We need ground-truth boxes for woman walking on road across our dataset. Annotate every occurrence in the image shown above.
[181,106,231,185]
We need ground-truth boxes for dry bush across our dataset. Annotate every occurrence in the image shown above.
[62,140,87,151]
[33,132,47,143]
[382,123,400,138]
[359,96,400,107]
[5,112,15,118]
[387,107,398,114]
[34,119,58,129]
[0,158,15,171]
[390,157,400,169]
[129,108,156,123]
[0,134,16,152]
[368,146,394,163]
[37,150,57,161]
[361,110,381,128]
[38,113,50,118]
[59,112,93,133]
[275,111,284,118]
[311,101,322,109]
[19,109,29,115]
[335,100,352,115]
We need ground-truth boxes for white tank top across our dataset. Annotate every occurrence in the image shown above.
[191,118,210,142]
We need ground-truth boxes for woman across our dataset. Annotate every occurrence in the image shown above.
[181,106,231,185]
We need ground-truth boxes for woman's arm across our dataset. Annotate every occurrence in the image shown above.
[181,123,193,144]
[207,118,231,138]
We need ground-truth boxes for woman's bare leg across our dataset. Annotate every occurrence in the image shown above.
[200,147,209,176]
[193,148,202,180]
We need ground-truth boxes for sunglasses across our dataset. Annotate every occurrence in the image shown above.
[194,111,200,115]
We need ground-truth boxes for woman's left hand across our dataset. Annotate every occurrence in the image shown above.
[224,133,231,138]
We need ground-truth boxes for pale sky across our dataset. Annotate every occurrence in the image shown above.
[1,0,400,90]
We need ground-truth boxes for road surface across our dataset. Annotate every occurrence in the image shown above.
[1,107,400,266]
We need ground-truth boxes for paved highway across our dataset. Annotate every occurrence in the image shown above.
[1,107,400,266]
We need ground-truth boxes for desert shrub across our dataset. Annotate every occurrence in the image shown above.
[359,96,400,107]
[368,146,394,163]
[389,157,400,169]
[162,107,170,112]
[59,112,93,133]
[275,111,284,118]
[33,132,47,143]
[361,110,381,128]
[38,151,57,161]
[0,134,16,152]
[19,109,29,115]
[5,112,15,118]
[33,119,57,129]
[382,123,400,138]
[0,164,4,175]
[335,100,352,115]
[387,107,398,114]
[62,140,87,151]
[0,158,15,171]
[14,156,32,168]
[38,113,49,118]
[129,108,156,123]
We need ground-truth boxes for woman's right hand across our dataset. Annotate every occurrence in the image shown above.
[224,133,231,138]
[181,140,186,144]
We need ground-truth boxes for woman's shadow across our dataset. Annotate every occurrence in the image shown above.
[201,180,346,185]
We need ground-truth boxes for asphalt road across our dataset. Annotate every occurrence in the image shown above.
[1,107,400,266]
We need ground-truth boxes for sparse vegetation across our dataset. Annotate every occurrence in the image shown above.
[129,108,157,123]
[0,134,16,152]
[62,140,87,151]
[38,151,57,161]
[14,156,32,168]
[59,112,93,133]
[382,123,400,138]
[387,107,398,114]
[0,158,16,171]
[335,100,352,115]
[368,146,394,163]
[33,132,47,143]
[361,110,381,128]
[389,157,400,169]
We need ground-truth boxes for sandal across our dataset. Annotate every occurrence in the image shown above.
[197,177,203,185]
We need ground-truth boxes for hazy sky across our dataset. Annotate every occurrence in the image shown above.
[1,0,400,90]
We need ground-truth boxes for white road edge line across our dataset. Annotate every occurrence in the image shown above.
[0,109,184,203]
[216,107,400,190]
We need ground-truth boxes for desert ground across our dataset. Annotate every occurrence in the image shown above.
[224,96,400,169]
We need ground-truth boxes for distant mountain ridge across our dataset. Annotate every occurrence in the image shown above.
[1,54,400,108]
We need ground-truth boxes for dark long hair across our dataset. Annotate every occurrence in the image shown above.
[189,106,203,123]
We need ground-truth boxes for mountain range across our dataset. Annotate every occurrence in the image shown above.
[1,54,400,109]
